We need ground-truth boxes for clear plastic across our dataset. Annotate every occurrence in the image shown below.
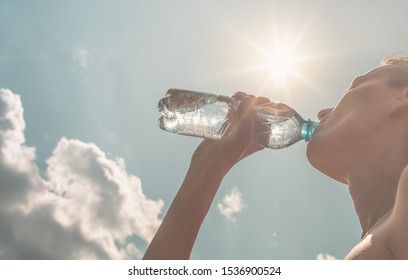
[158,89,318,149]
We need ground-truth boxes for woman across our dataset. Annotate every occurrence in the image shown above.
[144,53,408,259]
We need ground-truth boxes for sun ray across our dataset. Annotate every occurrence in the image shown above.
[217,9,347,101]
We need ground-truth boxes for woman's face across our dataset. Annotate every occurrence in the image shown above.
[306,65,402,183]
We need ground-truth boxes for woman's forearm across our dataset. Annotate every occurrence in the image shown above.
[143,154,227,260]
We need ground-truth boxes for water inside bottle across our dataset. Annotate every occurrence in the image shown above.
[255,102,304,149]
[158,90,237,139]
[255,102,295,123]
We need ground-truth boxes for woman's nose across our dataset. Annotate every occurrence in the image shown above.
[317,108,333,121]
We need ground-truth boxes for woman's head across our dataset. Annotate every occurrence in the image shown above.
[306,51,408,184]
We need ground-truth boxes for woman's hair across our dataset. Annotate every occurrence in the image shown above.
[382,51,408,64]
[381,51,408,88]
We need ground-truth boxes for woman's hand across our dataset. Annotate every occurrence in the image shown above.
[191,92,271,175]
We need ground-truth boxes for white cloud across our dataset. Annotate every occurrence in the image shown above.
[316,253,337,260]
[0,88,164,259]
[73,47,90,68]
[217,186,245,222]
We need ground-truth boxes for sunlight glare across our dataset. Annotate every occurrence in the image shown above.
[267,46,297,82]
[222,20,327,97]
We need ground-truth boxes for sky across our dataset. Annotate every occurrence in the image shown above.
[0,0,407,260]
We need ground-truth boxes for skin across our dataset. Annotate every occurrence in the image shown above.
[307,65,408,259]
[143,65,408,259]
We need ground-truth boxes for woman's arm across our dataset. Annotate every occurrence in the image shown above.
[143,93,269,259]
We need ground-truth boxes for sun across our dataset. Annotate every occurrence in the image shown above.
[256,32,309,92]
[223,22,323,95]
[267,45,297,83]
[256,37,319,95]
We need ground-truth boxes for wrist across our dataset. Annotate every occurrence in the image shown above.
[191,140,237,179]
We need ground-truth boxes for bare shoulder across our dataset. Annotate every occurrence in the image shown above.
[392,165,408,219]
[388,165,408,259]
[345,210,394,259]
[346,166,408,260]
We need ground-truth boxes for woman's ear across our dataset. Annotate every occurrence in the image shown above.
[389,87,408,115]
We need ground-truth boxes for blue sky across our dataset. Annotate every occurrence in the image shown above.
[0,0,407,259]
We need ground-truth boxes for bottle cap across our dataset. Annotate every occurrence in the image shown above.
[301,120,319,142]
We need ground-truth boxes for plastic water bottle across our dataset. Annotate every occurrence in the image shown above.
[158,89,318,149]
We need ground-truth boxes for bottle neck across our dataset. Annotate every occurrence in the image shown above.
[301,120,319,142]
